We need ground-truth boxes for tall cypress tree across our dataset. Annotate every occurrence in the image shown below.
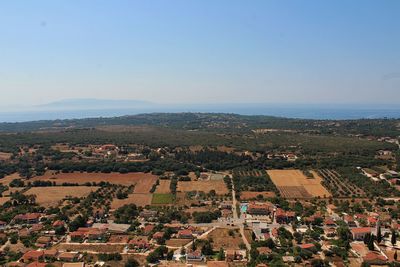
[392,230,397,246]
[368,234,375,251]
[377,225,382,243]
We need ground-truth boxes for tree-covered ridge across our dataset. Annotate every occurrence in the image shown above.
[0,113,399,137]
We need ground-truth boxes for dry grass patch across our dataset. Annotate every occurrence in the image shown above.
[31,171,158,190]
[267,170,331,198]
[155,180,171,194]
[165,239,191,247]
[0,173,22,185]
[206,228,243,250]
[177,180,228,195]
[25,186,99,207]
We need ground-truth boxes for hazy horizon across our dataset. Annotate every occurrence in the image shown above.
[1,1,400,107]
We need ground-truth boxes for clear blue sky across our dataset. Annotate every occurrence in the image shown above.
[0,0,399,107]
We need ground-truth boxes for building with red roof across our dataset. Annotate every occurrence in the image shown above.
[247,202,274,216]
[143,224,155,235]
[275,208,295,224]
[351,227,372,241]
[178,229,193,239]
[363,252,387,265]
[21,250,44,263]
[14,213,41,224]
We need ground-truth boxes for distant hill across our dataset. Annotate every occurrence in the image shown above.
[0,112,399,138]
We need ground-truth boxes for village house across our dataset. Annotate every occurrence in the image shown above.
[21,250,44,263]
[247,202,274,216]
[178,229,193,239]
[30,223,44,233]
[275,208,295,224]
[0,220,7,230]
[363,252,387,265]
[139,210,158,220]
[152,231,165,243]
[129,238,151,251]
[36,236,52,248]
[324,218,336,227]
[52,220,65,228]
[186,250,204,262]
[143,224,155,235]
[19,228,30,238]
[219,202,232,210]
[350,227,372,241]
[44,249,58,261]
[58,252,80,262]
[14,213,41,224]
[344,215,357,227]
[70,227,106,242]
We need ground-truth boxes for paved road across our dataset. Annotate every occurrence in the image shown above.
[230,175,251,253]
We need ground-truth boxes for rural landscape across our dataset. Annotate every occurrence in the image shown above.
[0,113,399,267]
[1,0,400,266]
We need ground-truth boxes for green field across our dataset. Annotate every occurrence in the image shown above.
[152,193,174,204]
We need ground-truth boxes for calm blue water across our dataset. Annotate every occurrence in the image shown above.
[1,104,400,122]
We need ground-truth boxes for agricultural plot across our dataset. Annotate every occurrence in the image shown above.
[154,180,171,194]
[268,170,331,199]
[232,169,278,193]
[25,186,99,207]
[151,193,174,205]
[316,169,366,198]
[31,171,158,190]
[177,180,229,195]
[0,173,22,186]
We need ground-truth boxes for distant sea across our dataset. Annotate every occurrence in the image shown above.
[1,104,400,122]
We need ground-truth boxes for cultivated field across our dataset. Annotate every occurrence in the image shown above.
[31,171,158,191]
[111,193,153,209]
[316,169,365,197]
[151,193,174,205]
[25,186,99,207]
[267,169,331,198]
[154,180,171,194]
[0,173,22,185]
[239,191,276,200]
[177,180,229,195]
